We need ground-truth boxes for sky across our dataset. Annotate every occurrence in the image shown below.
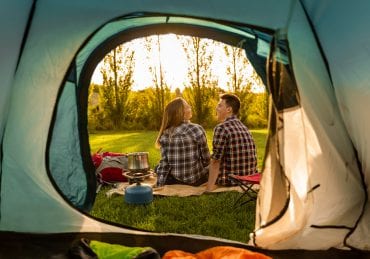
[92,34,265,93]
[92,34,188,90]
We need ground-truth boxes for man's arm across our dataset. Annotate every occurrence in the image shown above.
[206,159,220,192]
[199,130,211,166]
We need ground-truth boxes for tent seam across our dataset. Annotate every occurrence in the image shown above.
[15,0,37,73]
[298,0,333,87]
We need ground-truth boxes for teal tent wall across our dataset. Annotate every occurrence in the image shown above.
[0,0,33,178]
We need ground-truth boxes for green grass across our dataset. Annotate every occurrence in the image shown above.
[89,129,267,243]
[89,130,161,169]
[89,129,267,171]
[92,189,256,243]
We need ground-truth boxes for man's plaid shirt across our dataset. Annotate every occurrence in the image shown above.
[211,115,257,185]
[157,122,210,186]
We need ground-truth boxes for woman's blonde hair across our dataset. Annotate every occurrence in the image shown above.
[155,97,186,148]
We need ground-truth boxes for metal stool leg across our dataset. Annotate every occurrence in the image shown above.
[230,174,259,209]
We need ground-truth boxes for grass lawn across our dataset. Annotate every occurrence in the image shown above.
[89,129,267,243]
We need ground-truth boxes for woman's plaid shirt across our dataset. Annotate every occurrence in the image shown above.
[211,115,257,185]
[157,122,210,186]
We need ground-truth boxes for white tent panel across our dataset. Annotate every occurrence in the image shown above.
[253,1,364,249]
[301,0,370,249]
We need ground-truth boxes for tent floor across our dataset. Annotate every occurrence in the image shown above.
[0,231,369,258]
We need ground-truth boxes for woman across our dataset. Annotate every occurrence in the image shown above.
[155,97,210,187]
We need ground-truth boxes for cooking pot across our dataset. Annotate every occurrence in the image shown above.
[127,152,149,171]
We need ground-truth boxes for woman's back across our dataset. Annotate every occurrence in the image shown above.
[157,122,210,185]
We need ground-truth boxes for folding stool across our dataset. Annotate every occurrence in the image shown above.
[229,172,261,208]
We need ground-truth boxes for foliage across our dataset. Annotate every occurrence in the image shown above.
[88,45,135,130]
[244,91,268,128]
[124,89,164,130]
[88,35,268,131]
[222,44,268,128]
[144,35,172,127]
[223,44,253,93]
[89,129,267,242]
[179,37,219,126]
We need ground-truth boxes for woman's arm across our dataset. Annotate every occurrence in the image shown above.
[156,142,170,187]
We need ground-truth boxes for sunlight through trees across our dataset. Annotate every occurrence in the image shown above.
[89,34,267,131]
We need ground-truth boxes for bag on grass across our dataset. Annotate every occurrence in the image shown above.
[92,150,129,184]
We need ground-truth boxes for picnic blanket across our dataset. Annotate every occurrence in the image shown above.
[105,174,248,197]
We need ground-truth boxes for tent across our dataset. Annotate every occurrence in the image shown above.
[1,0,370,257]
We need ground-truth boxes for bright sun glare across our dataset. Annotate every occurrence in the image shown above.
[92,34,265,93]
[132,34,189,90]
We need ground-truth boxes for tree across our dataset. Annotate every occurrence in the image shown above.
[144,35,171,125]
[250,91,268,128]
[223,44,267,127]
[99,44,135,129]
[223,44,252,93]
[87,83,104,130]
[88,35,268,131]
[180,36,218,126]
[124,89,154,130]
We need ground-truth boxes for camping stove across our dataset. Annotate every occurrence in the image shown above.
[125,170,151,184]
[123,170,153,205]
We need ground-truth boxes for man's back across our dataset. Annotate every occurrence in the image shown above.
[212,115,257,185]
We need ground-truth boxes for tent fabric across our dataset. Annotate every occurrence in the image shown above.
[1,0,370,255]
[49,81,88,210]
[301,0,370,249]
[0,0,33,177]
[253,1,365,249]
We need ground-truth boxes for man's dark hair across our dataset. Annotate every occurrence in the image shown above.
[220,93,241,115]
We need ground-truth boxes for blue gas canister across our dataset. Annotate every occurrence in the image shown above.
[124,182,153,205]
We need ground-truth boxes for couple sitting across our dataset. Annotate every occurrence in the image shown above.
[155,93,257,192]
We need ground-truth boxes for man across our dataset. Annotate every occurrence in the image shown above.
[206,93,257,191]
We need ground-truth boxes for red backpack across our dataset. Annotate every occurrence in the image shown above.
[91,150,128,184]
